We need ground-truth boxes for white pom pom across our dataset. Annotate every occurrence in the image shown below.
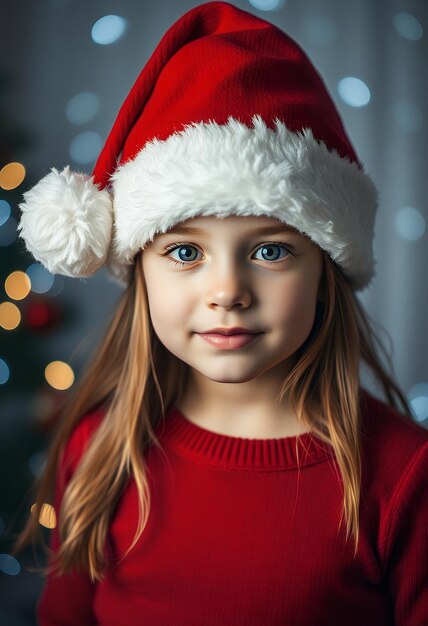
[17,166,113,278]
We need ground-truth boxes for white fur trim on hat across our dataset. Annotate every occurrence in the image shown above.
[18,166,113,278]
[109,115,378,291]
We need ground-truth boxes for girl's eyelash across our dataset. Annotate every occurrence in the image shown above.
[162,241,295,267]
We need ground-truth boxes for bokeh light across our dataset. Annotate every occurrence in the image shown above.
[395,207,425,241]
[393,12,423,41]
[0,358,10,384]
[0,302,21,330]
[408,383,428,423]
[45,360,75,390]
[5,271,31,301]
[393,100,423,132]
[0,199,11,226]
[26,299,57,329]
[0,162,26,190]
[0,216,18,246]
[66,92,100,125]
[303,15,336,45]
[91,15,127,45]
[248,0,286,10]
[69,131,102,165]
[0,554,20,576]
[338,77,371,107]
[26,263,55,294]
[410,397,428,423]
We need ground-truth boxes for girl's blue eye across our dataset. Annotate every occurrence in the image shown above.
[254,244,289,262]
[163,242,293,267]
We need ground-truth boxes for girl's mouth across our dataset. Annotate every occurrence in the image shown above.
[197,332,263,350]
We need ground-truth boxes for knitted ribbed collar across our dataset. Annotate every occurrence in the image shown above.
[155,408,335,472]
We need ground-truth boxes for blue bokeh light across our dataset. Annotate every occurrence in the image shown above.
[69,131,103,165]
[0,359,10,385]
[393,12,423,41]
[0,216,17,246]
[408,383,428,423]
[91,15,127,45]
[395,207,425,241]
[337,77,371,107]
[0,199,11,226]
[66,92,100,125]
[410,397,428,423]
[0,554,21,576]
[248,0,286,10]
[26,263,55,294]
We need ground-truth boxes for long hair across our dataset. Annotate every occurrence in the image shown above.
[11,248,413,581]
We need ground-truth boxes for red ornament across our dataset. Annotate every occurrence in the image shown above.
[25,296,61,330]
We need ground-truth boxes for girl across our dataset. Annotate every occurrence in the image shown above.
[14,2,428,625]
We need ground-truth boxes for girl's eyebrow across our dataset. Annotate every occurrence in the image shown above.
[159,224,300,238]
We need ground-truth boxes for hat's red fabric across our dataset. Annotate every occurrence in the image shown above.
[92,1,360,190]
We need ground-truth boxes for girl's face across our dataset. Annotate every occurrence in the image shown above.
[141,215,323,385]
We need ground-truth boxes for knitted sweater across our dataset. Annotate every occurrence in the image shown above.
[37,389,428,625]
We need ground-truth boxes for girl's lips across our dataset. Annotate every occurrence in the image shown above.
[197,332,263,350]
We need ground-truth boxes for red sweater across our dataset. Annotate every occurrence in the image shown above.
[37,389,428,625]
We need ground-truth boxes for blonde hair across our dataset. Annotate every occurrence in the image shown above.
[12,248,413,581]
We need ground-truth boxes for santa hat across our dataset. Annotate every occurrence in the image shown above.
[18,1,378,291]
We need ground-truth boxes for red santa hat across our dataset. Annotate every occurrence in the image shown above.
[18,1,378,291]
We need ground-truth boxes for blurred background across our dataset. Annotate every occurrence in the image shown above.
[0,0,427,623]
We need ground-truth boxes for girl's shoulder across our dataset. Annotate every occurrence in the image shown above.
[359,387,428,487]
[359,389,428,574]
[360,387,428,446]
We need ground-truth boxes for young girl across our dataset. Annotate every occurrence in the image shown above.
[14,2,428,624]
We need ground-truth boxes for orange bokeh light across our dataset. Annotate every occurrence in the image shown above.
[0,301,21,330]
[5,271,31,300]
[0,162,26,190]
[44,361,75,390]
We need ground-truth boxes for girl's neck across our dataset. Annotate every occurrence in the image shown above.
[176,358,312,439]
[177,391,311,439]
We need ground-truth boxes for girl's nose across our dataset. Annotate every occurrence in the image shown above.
[204,261,252,310]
